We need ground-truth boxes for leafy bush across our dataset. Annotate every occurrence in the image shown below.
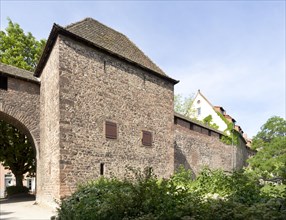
[57,167,286,220]
[5,185,29,196]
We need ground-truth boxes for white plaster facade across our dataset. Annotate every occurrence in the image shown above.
[187,90,228,133]
[0,164,36,198]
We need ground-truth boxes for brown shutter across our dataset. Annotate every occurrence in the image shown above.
[106,121,117,139]
[142,131,152,146]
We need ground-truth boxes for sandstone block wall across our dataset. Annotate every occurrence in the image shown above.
[174,124,249,177]
[56,35,175,197]
[0,76,40,198]
[38,38,61,207]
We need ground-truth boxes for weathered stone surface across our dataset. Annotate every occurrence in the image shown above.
[38,38,60,207]
[0,74,41,200]
[55,35,175,197]
[174,124,249,177]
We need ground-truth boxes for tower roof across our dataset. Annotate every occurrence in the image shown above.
[65,18,166,76]
[34,18,178,84]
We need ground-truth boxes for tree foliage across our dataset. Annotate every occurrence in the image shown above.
[174,93,194,117]
[0,18,46,71]
[248,116,286,182]
[0,120,36,187]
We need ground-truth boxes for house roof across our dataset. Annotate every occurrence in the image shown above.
[193,89,214,108]
[0,63,40,84]
[224,114,236,123]
[34,18,179,84]
[214,106,226,113]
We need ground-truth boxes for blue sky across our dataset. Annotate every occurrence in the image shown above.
[1,0,285,138]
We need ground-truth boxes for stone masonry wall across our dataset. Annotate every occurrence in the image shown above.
[0,76,40,197]
[57,35,175,198]
[38,38,61,207]
[174,124,249,177]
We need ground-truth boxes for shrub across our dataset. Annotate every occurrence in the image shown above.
[57,167,286,220]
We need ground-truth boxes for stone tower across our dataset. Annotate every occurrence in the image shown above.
[34,18,178,205]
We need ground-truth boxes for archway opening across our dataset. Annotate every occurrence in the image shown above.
[0,115,37,198]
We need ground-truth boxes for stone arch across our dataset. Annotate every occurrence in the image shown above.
[0,103,40,197]
[0,104,40,159]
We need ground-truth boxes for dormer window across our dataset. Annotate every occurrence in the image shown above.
[0,75,8,90]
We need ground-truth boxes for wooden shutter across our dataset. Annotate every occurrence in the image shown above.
[142,130,152,146]
[106,121,117,139]
[0,75,8,90]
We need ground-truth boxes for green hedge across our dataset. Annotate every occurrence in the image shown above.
[57,168,286,220]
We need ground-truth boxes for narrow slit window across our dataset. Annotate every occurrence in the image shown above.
[106,121,117,139]
[100,163,104,175]
[142,130,152,146]
[0,75,8,90]
[104,61,106,73]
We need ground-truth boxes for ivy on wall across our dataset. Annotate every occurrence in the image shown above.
[202,115,219,130]
[215,112,240,146]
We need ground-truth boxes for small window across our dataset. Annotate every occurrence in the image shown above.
[100,163,104,175]
[0,75,8,90]
[197,100,200,104]
[142,130,152,146]
[104,61,106,73]
[197,107,201,116]
[106,121,117,139]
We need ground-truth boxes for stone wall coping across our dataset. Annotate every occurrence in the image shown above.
[174,112,249,147]
[0,62,40,84]
[174,112,225,135]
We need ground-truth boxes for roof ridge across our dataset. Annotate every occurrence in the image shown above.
[65,17,127,39]
[65,17,92,29]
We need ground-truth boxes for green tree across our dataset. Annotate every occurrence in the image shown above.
[174,93,195,116]
[0,120,36,187]
[248,116,286,182]
[0,18,46,71]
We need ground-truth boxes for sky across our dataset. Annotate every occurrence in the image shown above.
[0,0,285,138]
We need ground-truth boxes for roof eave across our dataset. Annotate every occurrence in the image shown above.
[0,71,40,84]
[34,24,179,85]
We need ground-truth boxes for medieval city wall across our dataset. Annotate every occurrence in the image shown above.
[174,121,250,177]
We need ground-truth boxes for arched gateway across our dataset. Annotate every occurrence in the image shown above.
[0,63,43,202]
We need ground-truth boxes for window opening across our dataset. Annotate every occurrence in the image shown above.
[100,163,105,175]
[197,107,201,116]
[0,75,8,90]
